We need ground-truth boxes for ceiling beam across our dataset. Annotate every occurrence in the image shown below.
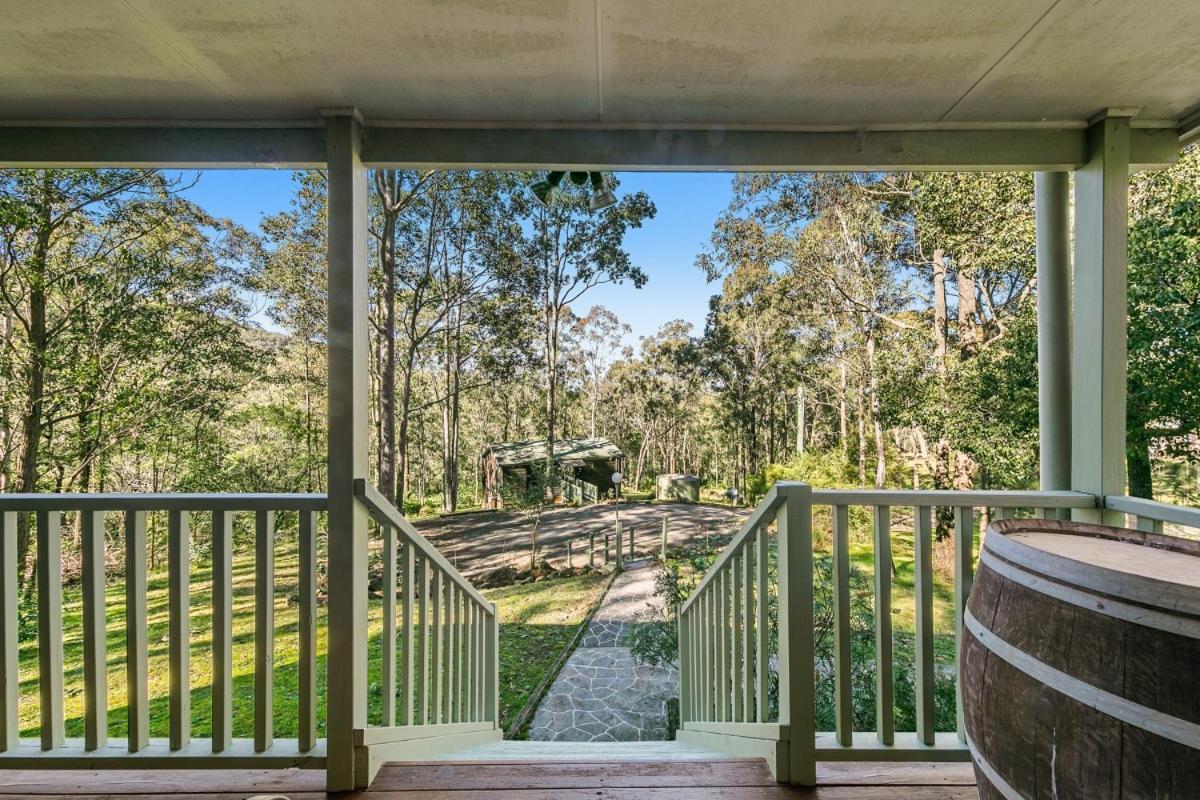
[0,124,1178,171]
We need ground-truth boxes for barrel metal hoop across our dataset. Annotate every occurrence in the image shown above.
[964,730,1026,800]
[965,609,1200,750]
[979,548,1200,640]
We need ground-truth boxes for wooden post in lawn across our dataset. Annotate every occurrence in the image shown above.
[661,516,669,561]
[615,522,623,570]
[589,532,595,568]
[324,108,370,792]
[604,532,610,563]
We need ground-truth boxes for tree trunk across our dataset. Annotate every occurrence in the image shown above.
[15,187,53,578]
[839,360,849,458]
[378,179,399,501]
[866,327,885,488]
[957,268,979,358]
[1126,429,1154,499]
[932,249,949,371]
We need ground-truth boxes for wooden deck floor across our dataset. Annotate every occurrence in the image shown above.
[0,760,977,799]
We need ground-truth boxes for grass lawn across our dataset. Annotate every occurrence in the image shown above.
[14,531,608,741]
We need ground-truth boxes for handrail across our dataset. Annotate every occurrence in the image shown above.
[679,483,787,614]
[676,483,1111,785]
[353,479,494,612]
[1104,494,1200,529]
[813,488,1096,508]
[0,492,327,512]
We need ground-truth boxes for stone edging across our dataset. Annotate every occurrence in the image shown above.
[504,567,622,739]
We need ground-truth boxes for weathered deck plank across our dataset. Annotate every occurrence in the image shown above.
[0,761,976,798]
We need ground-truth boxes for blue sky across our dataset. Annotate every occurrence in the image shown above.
[179,170,735,348]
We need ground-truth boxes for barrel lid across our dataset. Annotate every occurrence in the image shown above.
[983,520,1200,616]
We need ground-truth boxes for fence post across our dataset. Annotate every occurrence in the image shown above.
[775,483,815,785]
[661,516,669,560]
[567,540,573,570]
[589,532,596,568]
[615,522,623,570]
[628,526,635,560]
[604,533,611,563]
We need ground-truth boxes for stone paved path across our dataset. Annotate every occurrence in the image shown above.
[528,560,678,742]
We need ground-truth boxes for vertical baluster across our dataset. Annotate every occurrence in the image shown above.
[443,577,453,723]
[692,602,701,722]
[125,510,148,752]
[777,484,815,785]
[472,604,482,724]
[489,605,501,724]
[678,606,690,724]
[463,599,473,723]
[717,570,728,722]
[431,569,443,723]
[37,510,64,751]
[702,590,712,721]
[298,510,317,751]
[255,510,275,752]
[731,549,743,721]
[741,537,753,720]
[832,505,852,745]
[0,512,17,752]
[382,525,397,727]
[401,540,414,726]
[872,505,893,746]
[953,505,974,743]
[755,525,769,723]
[1135,514,1164,534]
[451,586,462,723]
[212,509,233,753]
[168,510,190,751]
[82,510,108,751]
[914,505,935,746]
[419,558,430,725]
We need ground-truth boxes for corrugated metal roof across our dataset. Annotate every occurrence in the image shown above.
[485,437,623,467]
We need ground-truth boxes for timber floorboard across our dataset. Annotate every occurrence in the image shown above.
[0,761,977,799]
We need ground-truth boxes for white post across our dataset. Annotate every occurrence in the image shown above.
[1035,171,1071,511]
[324,109,371,790]
[1071,112,1131,524]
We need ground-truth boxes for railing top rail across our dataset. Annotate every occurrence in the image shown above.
[680,482,806,615]
[354,479,495,613]
[812,488,1096,508]
[0,492,328,512]
[1105,494,1200,528]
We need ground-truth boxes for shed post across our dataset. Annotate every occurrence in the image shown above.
[1070,112,1131,523]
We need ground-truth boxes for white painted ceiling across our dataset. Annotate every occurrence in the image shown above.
[2,0,1198,127]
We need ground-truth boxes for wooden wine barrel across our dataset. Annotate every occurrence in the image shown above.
[961,519,1200,800]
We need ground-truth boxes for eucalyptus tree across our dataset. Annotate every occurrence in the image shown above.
[0,168,259,574]
[570,305,630,437]
[509,175,655,489]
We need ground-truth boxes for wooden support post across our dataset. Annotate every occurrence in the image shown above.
[776,483,815,785]
[589,532,595,568]
[1036,171,1071,516]
[82,510,108,751]
[0,512,14,752]
[125,510,148,753]
[1072,112,1131,524]
[167,510,189,751]
[661,516,668,560]
[324,108,371,791]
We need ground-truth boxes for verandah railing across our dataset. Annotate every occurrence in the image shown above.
[0,493,327,765]
[352,480,499,773]
[676,482,1098,784]
[0,485,501,773]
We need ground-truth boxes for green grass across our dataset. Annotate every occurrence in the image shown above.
[15,536,607,740]
[487,573,609,734]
